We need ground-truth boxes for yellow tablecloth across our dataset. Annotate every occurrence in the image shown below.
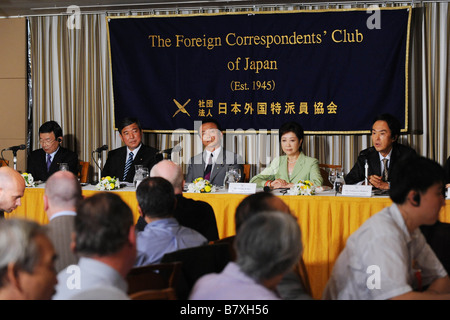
[6,186,450,299]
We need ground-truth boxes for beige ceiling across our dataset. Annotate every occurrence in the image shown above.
[0,0,345,17]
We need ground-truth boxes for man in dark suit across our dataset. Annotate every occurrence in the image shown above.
[136,159,219,241]
[185,118,243,186]
[102,117,162,183]
[44,170,82,273]
[27,121,79,181]
[345,113,416,190]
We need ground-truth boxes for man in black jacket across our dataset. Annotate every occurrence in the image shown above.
[345,113,416,190]
[136,160,219,242]
[102,117,162,183]
[27,121,78,181]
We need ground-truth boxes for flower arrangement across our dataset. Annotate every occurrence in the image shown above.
[96,176,120,191]
[21,172,35,187]
[187,177,216,193]
[288,180,315,196]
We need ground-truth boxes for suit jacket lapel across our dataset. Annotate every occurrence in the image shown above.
[369,150,381,176]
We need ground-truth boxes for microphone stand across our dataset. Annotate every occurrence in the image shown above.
[12,150,18,170]
[97,152,102,183]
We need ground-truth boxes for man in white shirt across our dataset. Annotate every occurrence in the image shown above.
[323,156,450,300]
[53,192,136,300]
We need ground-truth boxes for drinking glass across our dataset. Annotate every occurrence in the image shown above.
[133,166,148,188]
[231,168,241,182]
[328,168,336,187]
[334,171,345,193]
[59,163,69,171]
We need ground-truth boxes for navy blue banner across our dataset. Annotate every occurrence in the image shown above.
[107,8,411,133]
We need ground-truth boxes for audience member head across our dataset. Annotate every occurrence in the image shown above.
[149,160,184,194]
[371,113,401,156]
[38,121,63,155]
[235,211,302,288]
[279,121,305,153]
[118,117,143,151]
[74,192,136,271]
[235,192,291,232]
[136,177,176,220]
[0,219,57,300]
[0,167,25,213]
[44,171,82,218]
[389,155,446,226]
[199,118,222,151]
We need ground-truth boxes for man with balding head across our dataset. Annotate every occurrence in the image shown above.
[0,167,25,219]
[136,160,219,241]
[44,171,82,272]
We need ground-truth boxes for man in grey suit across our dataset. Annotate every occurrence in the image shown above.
[186,119,243,186]
[44,170,82,272]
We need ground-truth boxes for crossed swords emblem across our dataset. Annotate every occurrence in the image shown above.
[172,99,191,118]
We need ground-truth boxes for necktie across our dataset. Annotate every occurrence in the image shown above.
[46,154,52,172]
[382,158,388,182]
[204,153,213,181]
[123,152,134,181]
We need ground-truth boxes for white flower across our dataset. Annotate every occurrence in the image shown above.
[288,180,315,196]
[96,176,120,191]
[21,172,35,187]
[187,177,216,193]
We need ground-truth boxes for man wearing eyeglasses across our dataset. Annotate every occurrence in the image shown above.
[27,121,79,181]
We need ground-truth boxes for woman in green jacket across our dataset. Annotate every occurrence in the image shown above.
[250,121,323,189]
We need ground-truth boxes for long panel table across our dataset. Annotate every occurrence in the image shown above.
[5,185,450,299]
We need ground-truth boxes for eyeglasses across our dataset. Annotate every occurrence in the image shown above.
[39,138,58,146]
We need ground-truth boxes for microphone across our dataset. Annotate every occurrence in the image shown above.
[94,145,108,153]
[159,144,182,154]
[4,144,26,152]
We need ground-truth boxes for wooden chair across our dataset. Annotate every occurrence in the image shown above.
[243,164,251,182]
[129,288,178,300]
[160,242,232,300]
[78,161,89,183]
[0,159,9,167]
[126,262,182,298]
[318,164,342,188]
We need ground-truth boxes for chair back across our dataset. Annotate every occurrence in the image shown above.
[126,261,182,297]
[243,164,251,182]
[161,242,232,299]
[0,159,9,167]
[78,161,89,183]
[129,288,178,300]
[318,164,342,188]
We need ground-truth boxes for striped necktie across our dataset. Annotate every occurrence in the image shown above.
[123,152,134,181]
[382,158,388,182]
[46,154,52,172]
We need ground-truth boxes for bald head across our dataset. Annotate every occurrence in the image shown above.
[44,171,82,216]
[150,160,184,194]
[0,167,25,213]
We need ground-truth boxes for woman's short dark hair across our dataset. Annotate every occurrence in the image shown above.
[279,121,304,152]
[389,155,445,204]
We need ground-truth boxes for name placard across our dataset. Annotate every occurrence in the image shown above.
[342,185,372,197]
[228,183,257,194]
